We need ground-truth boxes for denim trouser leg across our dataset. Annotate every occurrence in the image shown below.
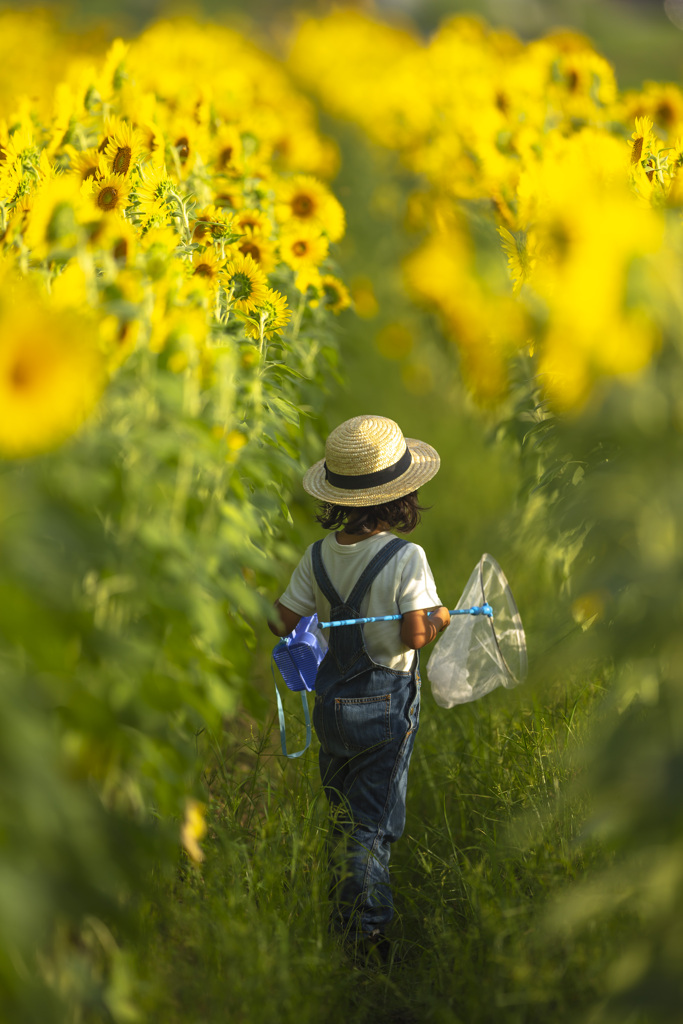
[315,668,420,935]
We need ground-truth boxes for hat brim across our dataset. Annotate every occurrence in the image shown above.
[302,438,440,507]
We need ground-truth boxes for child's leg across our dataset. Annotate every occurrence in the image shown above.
[337,714,419,935]
[318,744,354,929]
[322,674,420,936]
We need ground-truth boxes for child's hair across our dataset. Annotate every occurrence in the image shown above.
[315,490,426,535]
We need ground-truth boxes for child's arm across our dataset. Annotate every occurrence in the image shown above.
[268,600,302,637]
[400,606,451,650]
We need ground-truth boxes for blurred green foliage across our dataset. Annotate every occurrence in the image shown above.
[0,296,341,1017]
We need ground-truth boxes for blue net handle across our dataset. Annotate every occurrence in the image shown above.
[318,603,493,629]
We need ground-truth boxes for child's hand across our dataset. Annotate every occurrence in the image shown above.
[400,606,450,650]
[432,606,451,634]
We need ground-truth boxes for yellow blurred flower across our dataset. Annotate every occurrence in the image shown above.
[67,146,103,184]
[319,274,351,314]
[278,222,329,272]
[237,226,277,274]
[181,798,207,864]
[275,173,345,241]
[191,247,224,289]
[134,162,175,223]
[0,282,104,457]
[23,174,87,258]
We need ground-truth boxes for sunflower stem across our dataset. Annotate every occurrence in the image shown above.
[170,191,191,244]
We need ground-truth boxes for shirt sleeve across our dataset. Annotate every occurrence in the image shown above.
[397,543,442,613]
[278,545,317,617]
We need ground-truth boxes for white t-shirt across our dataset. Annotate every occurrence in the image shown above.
[279,531,442,671]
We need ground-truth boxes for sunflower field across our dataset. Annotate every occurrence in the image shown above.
[0,12,349,1019]
[1,3,683,1023]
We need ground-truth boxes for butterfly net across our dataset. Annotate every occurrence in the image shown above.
[427,553,527,707]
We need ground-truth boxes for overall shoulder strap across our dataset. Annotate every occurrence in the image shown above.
[346,537,409,611]
[311,539,344,608]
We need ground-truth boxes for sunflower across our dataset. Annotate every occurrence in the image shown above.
[93,216,138,266]
[0,160,27,205]
[165,119,205,176]
[278,222,329,272]
[86,173,132,216]
[134,162,175,223]
[137,120,165,163]
[275,174,345,241]
[23,174,87,257]
[319,273,352,314]
[191,204,238,245]
[102,119,144,177]
[237,226,277,274]
[243,287,291,339]
[191,247,224,289]
[234,208,272,234]
[223,252,268,313]
[630,116,654,167]
[67,146,102,184]
[139,224,182,281]
[0,283,104,457]
[1,124,40,175]
[4,195,33,242]
[210,124,243,174]
[293,266,323,296]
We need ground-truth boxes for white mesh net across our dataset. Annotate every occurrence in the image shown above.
[427,553,527,708]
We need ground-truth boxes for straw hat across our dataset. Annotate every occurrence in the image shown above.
[302,414,440,507]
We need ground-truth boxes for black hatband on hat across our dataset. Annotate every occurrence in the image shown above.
[323,446,412,490]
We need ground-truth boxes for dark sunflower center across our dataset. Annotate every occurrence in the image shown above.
[175,137,190,163]
[98,186,119,211]
[113,145,132,175]
[240,241,261,261]
[495,91,509,114]
[9,358,32,389]
[292,194,314,217]
[98,135,111,153]
[193,221,209,240]
[292,241,308,257]
[218,146,233,169]
[549,220,570,259]
[193,263,214,278]
[656,102,676,128]
[113,238,128,262]
[631,136,644,165]
[0,143,6,163]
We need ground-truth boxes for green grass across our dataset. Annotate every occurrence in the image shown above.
[129,662,618,1024]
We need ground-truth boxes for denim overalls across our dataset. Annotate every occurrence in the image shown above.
[311,536,420,937]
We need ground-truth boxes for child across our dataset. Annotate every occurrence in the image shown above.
[269,414,450,955]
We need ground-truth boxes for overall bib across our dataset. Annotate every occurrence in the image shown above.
[311,536,420,936]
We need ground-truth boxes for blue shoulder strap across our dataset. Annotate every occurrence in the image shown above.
[312,536,408,611]
[311,539,342,607]
[347,537,408,609]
